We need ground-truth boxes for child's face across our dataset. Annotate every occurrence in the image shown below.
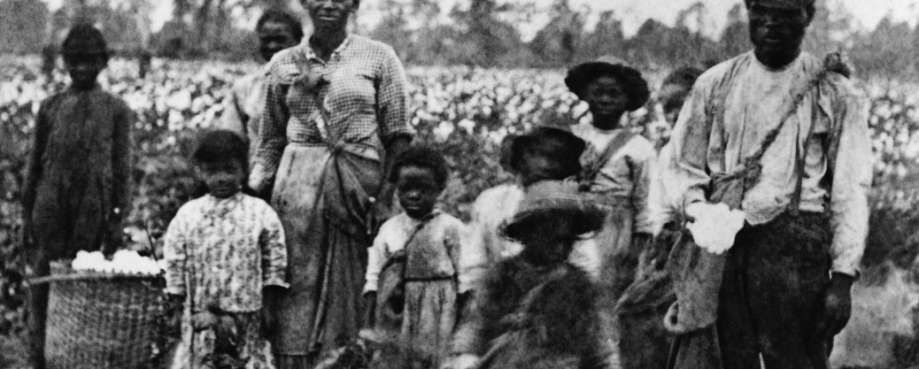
[64,53,106,90]
[518,149,566,186]
[583,76,629,125]
[659,83,690,125]
[396,165,442,219]
[197,159,246,198]
[518,215,577,266]
[258,21,299,62]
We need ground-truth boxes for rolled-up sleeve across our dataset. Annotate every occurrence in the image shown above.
[375,46,413,141]
[249,81,289,194]
[825,81,872,277]
[259,206,289,288]
[162,210,189,296]
[669,81,715,212]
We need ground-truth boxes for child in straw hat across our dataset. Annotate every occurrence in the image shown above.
[447,181,611,369]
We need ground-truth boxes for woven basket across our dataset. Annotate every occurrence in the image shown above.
[33,261,167,369]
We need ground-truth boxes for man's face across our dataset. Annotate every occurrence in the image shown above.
[64,53,106,90]
[259,21,299,62]
[303,0,356,32]
[748,4,812,66]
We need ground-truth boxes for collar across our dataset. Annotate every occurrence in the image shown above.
[203,192,244,217]
[304,34,353,62]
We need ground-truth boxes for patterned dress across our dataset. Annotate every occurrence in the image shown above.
[249,34,412,366]
[163,193,289,369]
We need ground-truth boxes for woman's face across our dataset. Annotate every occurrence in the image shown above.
[582,76,630,125]
[258,21,299,62]
[519,215,577,266]
[197,158,246,198]
[303,0,357,33]
[396,166,442,219]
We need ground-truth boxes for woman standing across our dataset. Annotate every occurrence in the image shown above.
[248,0,412,366]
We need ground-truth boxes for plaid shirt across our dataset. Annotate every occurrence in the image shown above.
[250,35,413,192]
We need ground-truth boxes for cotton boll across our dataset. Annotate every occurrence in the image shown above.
[686,203,745,255]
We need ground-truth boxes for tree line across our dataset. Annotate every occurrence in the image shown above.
[1,0,916,79]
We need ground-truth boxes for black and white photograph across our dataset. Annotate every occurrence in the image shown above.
[0,0,916,368]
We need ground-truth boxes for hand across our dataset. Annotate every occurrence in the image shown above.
[362,291,377,329]
[443,354,480,369]
[192,311,219,332]
[815,273,855,338]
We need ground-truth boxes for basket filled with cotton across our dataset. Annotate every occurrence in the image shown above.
[32,251,168,369]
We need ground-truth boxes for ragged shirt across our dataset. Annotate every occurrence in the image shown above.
[572,122,657,235]
[364,211,471,293]
[219,65,269,162]
[249,35,413,193]
[667,51,872,276]
[163,193,289,313]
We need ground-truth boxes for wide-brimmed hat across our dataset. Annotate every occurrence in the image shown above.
[565,55,650,112]
[745,0,814,9]
[501,180,605,241]
[507,125,586,178]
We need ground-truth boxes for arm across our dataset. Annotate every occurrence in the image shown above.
[22,99,53,226]
[105,103,134,254]
[363,229,387,294]
[376,46,413,201]
[248,81,290,199]
[668,82,715,213]
[259,206,289,289]
[825,82,872,278]
[162,210,189,297]
[630,139,657,237]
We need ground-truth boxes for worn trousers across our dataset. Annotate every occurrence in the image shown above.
[670,212,834,369]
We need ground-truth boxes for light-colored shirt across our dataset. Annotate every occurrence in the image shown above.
[250,35,413,193]
[463,183,602,283]
[219,65,269,162]
[667,51,872,276]
[163,193,288,313]
[364,211,471,293]
[648,142,681,236]
[572,122,657,234]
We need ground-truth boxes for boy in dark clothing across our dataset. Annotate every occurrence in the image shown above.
[22,24,134,369]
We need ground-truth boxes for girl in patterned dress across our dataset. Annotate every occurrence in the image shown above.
[361,147,469,369]
[163,130,288,369]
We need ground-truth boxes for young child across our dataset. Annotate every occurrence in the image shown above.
[564,56,656,358]
[162,130,288,369]
[22,24,134,369]
[448,180,609,369]
[465,127,600,283]
[362,146,469,369]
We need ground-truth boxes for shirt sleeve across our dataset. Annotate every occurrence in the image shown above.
[22,98,53,216]
[630,139,657,235]
[375,46,413,142]
[460,195,497,293]
[668,81,715,212]
[112,102,134,217]
[825,80,872,277]
[259,205,289,288]
[162,209,189,296]
[364,228,387,293]
[648,145,675,237]
[249,81,289,193]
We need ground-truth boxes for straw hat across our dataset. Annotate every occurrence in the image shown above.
[501,180,605,241]
[507,125,586,178]
[565,55,650,112]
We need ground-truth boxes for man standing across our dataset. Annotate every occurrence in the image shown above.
[220,9,303,161]
[662,0,871,368]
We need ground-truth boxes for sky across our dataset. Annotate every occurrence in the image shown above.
[41,0,919,39]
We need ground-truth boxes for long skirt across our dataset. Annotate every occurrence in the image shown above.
[399,279,457,369]
[269,144,381,366]
[170,312,275,369]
